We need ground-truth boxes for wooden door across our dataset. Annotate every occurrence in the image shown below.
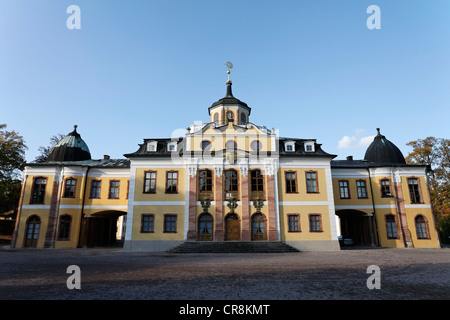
[225,213,240,241]
[24,216,40,247]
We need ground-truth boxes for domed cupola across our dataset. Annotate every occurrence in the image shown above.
[364,128,406,164]
[46,125,91,162]
[208,71,251,125]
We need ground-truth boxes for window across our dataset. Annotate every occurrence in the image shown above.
[30,177,47,204]
[226,140,237,150]
[380,179,392,197]
[213,113,219,124]
[198,170,213,199]
[286,145,293,151]
[415,215,429,239]
[58,215,71,240]
[225,169,238,200]
[408,178,421,203]
[90,180,101,198]
[251,169,264,200]
[250,140,262,151]
[141,214,154,233]
[201,140,211,151]
[356,180,368,199]
[306,171,318,193]
[166,171,178,193]
[339,180,350,199]
[164,214,177,233]
[147,141,157,152]
[24,215,41,247]
[285,171,297,193]
[251,213,266,240]
[240,112,246,125]
[309,214,322,232]
[63,178,76,198]
[226,111,234,123]
[144,171,157,193]
[168,144,176,151]
[109,180,120,199]
[304,142,314,152]
[385,214,398,239]
[288,214,300,232]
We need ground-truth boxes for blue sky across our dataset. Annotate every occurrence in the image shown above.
[1,0,449,162]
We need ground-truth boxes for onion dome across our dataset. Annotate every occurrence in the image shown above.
[364,128,406,164]
[46,125,91,162]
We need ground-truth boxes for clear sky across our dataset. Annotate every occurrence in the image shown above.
[1,0,449,163]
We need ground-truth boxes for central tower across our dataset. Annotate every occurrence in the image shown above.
[208,71,251,125]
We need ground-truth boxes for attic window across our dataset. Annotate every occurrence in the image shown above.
[285,141,295,152]
[147,141,157,152]
[304,142,315,152]
[168,142,177,152]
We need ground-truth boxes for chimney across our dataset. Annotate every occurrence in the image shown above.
[104,155,110,160]
[346,156,353,161]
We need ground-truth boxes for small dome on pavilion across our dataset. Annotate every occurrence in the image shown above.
[46,125,91,162]
[364,128,406,164]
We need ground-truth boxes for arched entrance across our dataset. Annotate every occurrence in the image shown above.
[336,210,375,247]
[251,213,267,241]
[24,215,41,248]
[225,212,240,241]
[79,211,126,248]
[198,213,213,241]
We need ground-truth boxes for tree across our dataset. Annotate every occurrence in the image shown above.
[406,137,450,243]
[0,124,27,232]
[34,133,65,163]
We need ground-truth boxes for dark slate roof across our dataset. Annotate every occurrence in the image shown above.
[208,81,251,115]
[364,128,406,164]
[46,125,91,162]
[124,138,184,158]
[331,159,427,169]
[28,158,130,168]
[278,138,336,158]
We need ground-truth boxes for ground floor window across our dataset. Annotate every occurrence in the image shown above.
[415,215,429,239]
[288,214,300,232]
[385,214,398,239]
[198,213,213,241]
[309,214,322,232]
[251,213,266,240]
[58,215,72,240]
[24,215,41,247]
[141,214,154,233]
[164,214,177,233]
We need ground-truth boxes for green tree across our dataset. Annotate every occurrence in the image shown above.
[0,124,27,233]
[406,137,450,243]
[34,133,64,163]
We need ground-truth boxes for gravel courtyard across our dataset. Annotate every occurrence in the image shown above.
[1,246,449,301]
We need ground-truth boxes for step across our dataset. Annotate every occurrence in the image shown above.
[168,241,300,253]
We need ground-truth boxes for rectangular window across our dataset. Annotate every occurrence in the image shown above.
[380,179,392,197]
[251,169,264,200]
[225,169,239,200]
[166,171,178,193]
[385,215,398,239]
[356,180,368,199]
[141,214,154,233]
[408,178,421,203]
[144,171,157,193]
[288,214,300,232]
[285,171,297,193]
[164,214,177,233]
[30,177,47,204]
[309,214,322,232]
[306,171,318,193]
[90,180,101,198]
[58,215,71,240]
[339,180,350,199]
[63,178,76,198]
[109,180,120,199]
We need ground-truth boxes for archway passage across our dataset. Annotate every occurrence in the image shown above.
[336,210,375,247]
[225,213,240,241]
[79,211,126,248]
[198,213,213,241]
[251,213,267,241]
[24,215,41,248]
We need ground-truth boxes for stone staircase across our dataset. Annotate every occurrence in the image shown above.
[168,241,300,253]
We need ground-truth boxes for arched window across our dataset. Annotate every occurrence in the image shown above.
[250,140,262,151]
[240,113,247,125]
[225,169,238,200]
[198,213,213,241]
[58,215,72,240]
[415,215,429,239]
[251,213,266,240]
[213,113,219,124]
[201,140,211,151]
[226,140,237,150]
[24,215,41,247]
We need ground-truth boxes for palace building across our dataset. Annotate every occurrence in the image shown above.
[11,73,441,251]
